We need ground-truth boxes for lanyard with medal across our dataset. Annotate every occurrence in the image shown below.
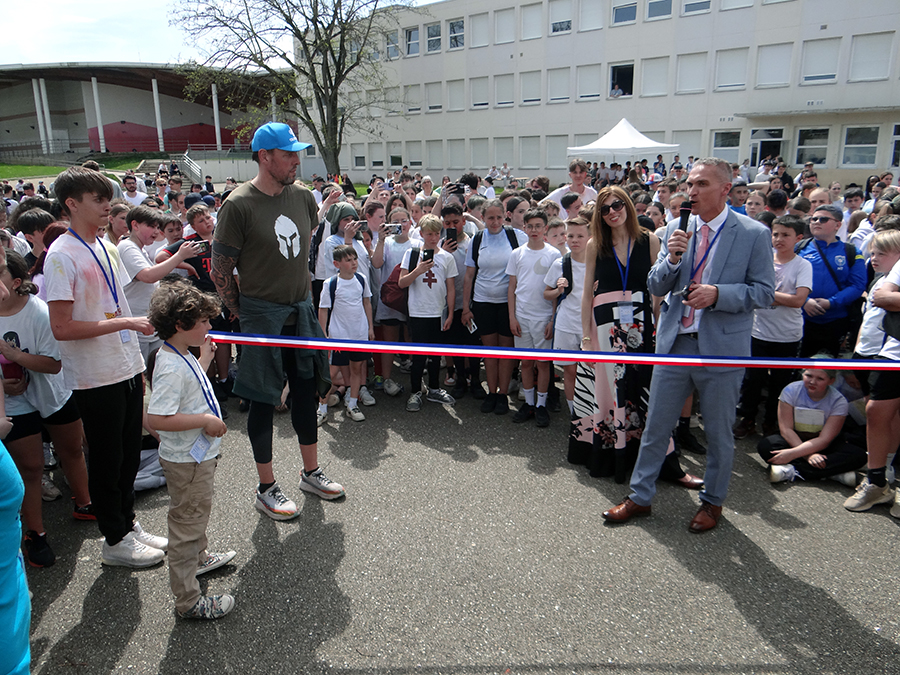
[67,228,132,344]
[613,238,633,325]
[163,341,222,462]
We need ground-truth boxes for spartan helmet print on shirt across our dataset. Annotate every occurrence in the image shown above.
[274,214,302,259]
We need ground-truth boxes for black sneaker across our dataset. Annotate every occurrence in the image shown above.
[535,405,550,428]
[24,530,56,567]
[73,502,97,521]
[470,381,487,400]
[547,386,561,413]
[480,393,498,413]
[239,399,250,413]
[676,427,706,455]
[451,383,466,400]
[212,378,232,402]
[494,395,511,415]
[512,402,534,423]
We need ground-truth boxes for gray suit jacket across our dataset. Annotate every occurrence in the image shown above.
[649,209,775,357]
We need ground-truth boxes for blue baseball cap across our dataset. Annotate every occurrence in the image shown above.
[250,123,310,152]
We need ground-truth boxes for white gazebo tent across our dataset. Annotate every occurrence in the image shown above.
[567,118,680,160]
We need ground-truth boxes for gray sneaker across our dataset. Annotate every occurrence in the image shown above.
[196,550,237,576]
[358,386,376,406]
[178,594,235,620]
[891,490,900,519]
[102,532,165,568]
[426,388,455,405]
[255,483,299,520]
[383,378,404,397]
[300,468,345,500]
[843,477,895,512]
[406,392,423,412]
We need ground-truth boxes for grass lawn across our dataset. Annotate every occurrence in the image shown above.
[0,164,70,180]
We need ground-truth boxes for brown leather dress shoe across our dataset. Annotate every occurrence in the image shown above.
[689,502,722,533]
[676,473,704,490]
[603,498,652,523]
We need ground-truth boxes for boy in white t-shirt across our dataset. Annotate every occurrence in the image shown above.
[399,214,457,412]
[734,216,813,439]
[318,245,375,423]
[118,205,200,362]
[543,217,589,416]
[45,167,167,569]
[506,209,562,427]
[147,281,235,620]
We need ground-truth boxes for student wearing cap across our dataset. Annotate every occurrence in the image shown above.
[211,122,345,521]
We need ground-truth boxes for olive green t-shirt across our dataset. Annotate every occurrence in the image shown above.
[214,181,318,304]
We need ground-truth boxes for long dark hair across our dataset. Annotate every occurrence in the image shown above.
[591,186,643,259]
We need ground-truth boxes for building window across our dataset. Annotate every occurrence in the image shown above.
[471,77,489,108]
[448,19,464,49]
[892,125,900,168]
[612,2,637,25]
[404,84,420,113]
[682,0,710,15]
[495,8,515,43]
[388,142,402,168]
[580,0,603,30]
[577,64,602,99]
[796,128,829,166]
[712,130,741,163]
[641,56,668,96]
[647,0,672,20]
[521,71,541,104]
[386,30,399,60]
[842,126,879,166]
[448,139,466,169]
[369,143,384,169]
[448,80,465,111]
[762,0,795,4]
[385,87,400,115]
[406,141,422,168]
[721,0,752,8]
[547,135,569,168]
[305,145,316,157]
[494,137,514,167]
[610,63,634,96]
[756,43,791,87]
[801,38,841,84]
[520,136,541,169]
[426,140,443,170]
[548,67,570,102]
[470,13,489,47]
[672,130,702,159]
[715,48,748,90]
[522,3,542,40]
[425,82,442,111]
[471,138,489,169]
[367,90,381,118]
[352,143,365,169]
[676,53,707,93]
[849,32,894,82]
[495,74,514,106]
[405,27,419,56]
[426,23,441,53]
[550,0,572,34]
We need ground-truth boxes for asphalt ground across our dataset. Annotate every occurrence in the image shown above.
[24,374,900,675]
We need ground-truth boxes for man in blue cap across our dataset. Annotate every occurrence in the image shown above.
[212,122,345,520]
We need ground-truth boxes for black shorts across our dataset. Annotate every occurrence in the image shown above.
[377,318,405,327]
[471,301,511,338]
[851,352,875,397]
[868,359,900,401]
[6,411,42,443]
[331,350,370,366]
[41,395,80,426]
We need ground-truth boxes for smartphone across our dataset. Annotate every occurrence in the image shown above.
[445,228,458,243]
[466,318,478,334]
[386,224,401,235]
[353,220,369,232]
[194,240,210,254]
[422,248,435,263]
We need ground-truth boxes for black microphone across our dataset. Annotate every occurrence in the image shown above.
[673,204,692,258]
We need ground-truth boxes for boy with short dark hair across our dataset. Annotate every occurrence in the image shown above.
[147,280,236,620]
[45,167,167,568]
[16,208,55,269]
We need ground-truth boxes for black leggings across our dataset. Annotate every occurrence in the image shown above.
[408,316,443,392]
[757,434,867,480]
[247,347,318,465]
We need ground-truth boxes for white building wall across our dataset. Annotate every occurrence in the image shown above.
[316,0,900,186]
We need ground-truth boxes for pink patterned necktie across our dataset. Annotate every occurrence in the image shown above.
[682,223,710,328]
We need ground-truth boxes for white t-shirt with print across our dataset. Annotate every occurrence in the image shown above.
[543,256,586,336]
[0,295,70,417]
[752,255,813,343]
[44,234,144,390]
[319,274,371,341]
[147,348,221,464]
[505,244,562,322]
[402,246,457,319]
[465,228,529,303]
[779,380,848,435]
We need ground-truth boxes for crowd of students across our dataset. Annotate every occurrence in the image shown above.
[3,150,900,652]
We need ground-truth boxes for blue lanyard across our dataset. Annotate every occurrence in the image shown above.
[689,220,724,280]
[67,229,118,307]
[613,238,632,293]
[162,342,221,419]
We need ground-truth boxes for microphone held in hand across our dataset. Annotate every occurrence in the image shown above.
[674,204,693,258]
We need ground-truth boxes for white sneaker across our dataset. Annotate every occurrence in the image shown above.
[196,550,237,576]
[358,386,376,406]
[346,405,365,422]
[844,477,895,512]
[255,483,299,520]
[178,593,235,620]
[300,467,345,499]
[383,378,403,397]
[102,532,165,568]
[41,472,62,501]
[43,442,57,469]
[831,471,858,488]
[887,465,896,485]
[891,490,900,519]
[132,521,168,551]
[769,464,803,484]
[316,410,328,427]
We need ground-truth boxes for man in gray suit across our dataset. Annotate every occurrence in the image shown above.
[603,158,775,532]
